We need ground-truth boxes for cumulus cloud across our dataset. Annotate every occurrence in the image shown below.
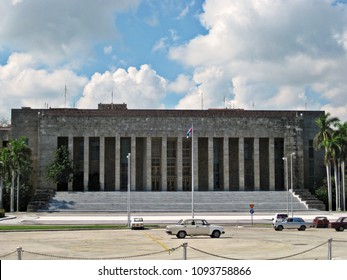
[170,0,347,119]
[77,64,168,109]
[0,53,88,118]
[0,0,139,66]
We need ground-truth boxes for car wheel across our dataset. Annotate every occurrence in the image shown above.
[276,226,283,231]
[176,231,186,239]
[338,226,345,232]
[211,230,221,238]
[298,225,306,231]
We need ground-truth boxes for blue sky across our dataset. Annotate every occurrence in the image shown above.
[1,0,347,122]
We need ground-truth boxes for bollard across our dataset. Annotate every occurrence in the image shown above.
[17,247,23,260]
[182,242,188,260]
[328,238,332,260]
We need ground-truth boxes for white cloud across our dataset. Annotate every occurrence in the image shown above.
[104,45,113,55]
[77,64,168,109]
[170,0,347,120]
[0,0,139,66]
[0,53,88,118]
[152,37,168,53]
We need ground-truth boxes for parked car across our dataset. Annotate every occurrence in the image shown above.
[272,213,288,226]
[166,219,225,238]
[130,217,144,229]
[312,216,330,228]
[329,217,347,232]
[273,217,312,231]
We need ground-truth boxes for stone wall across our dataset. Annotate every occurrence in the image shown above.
[11,106,325,192]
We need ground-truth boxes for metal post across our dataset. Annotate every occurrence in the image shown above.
[290,152,295,218]
[328,238,332,260]
[182,242,188,260]
[17,247,22,260]
[191,123,194,219]
[127,153,131,227]
[282,157,289,216]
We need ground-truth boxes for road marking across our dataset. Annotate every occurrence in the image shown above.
[143,231,170,251]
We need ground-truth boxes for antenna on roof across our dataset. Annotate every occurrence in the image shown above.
[64,84,67,108]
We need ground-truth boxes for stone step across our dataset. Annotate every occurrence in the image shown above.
[42,191,313,212]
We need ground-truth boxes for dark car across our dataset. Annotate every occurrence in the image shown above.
[312,216,330,228]
[329,217,347,231]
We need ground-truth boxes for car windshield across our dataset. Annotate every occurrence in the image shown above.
[133,218,143,222]
[177,219,183,225]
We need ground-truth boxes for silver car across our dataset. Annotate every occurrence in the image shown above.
[166,219,225,238]
[273,217,312,231]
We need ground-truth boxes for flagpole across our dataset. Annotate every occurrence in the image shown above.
[191,122,194,219]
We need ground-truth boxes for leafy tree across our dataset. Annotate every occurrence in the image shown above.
[1,137,32,212]
[46,146,74,187]
[314,113,339,212]
[335,121,347,211]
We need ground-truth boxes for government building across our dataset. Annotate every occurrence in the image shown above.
[10,103,325,197]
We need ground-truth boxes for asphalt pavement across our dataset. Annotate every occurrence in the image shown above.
[1,210,345,225]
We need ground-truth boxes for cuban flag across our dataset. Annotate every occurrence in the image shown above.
[186,126,193,138]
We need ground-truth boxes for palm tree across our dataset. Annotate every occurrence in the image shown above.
[0,158,4,209]
[7,137,32,212]
[329,130,341,210]
[0,147,11,210]
[336,121,347,211]
[314,113,340,212]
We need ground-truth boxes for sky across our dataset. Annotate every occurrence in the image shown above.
[1,0,347,122]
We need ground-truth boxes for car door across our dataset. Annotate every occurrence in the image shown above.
[342,218,347,229]
[286,218,295,229]
[183,219,197,235]
[194,219,210,235]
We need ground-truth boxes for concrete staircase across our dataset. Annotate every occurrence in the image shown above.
[40,191,319,212]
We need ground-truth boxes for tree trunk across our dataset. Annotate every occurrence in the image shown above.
[327,162,332,212]
[0,178,3,209]
[10,170,14,212]
[342,160,346,211]
[16,173,20,212]
[334,161,340,211]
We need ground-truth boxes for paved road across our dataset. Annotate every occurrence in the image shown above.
[1,210,344,225]
[1,211,347,260]
[1,225,347,260]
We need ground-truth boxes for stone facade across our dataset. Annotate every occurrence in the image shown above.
[10,104,325,193]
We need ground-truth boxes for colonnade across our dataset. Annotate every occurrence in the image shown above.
[64,136,284,192]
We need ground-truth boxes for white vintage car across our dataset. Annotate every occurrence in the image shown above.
[166,219,225,238]
[130,217,144,229]
[273,217,312,231]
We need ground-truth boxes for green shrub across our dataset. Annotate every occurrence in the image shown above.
[0,208,5,218]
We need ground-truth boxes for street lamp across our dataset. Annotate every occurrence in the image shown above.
[282,157,289,216]
[290,152,295,217]
[127,153,131,227]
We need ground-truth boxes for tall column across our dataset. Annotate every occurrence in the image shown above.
[99,136,105,191]
[146,137,152,191]
[223,137,229,191]
[269,137,275,191]
[177,137,183,191]
[115,135,120,191]
[239,137,245,191]
[68,136,73,191]
[254,137,260,191]
[193,135,199,191]
[208,137,214,191]
[131,135,136,191]
[161,136,167,191]
[83,136,89,191]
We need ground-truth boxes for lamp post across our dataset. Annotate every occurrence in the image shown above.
[290,152,295,218]
[127,153,131,227]
[282,157,289,216]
